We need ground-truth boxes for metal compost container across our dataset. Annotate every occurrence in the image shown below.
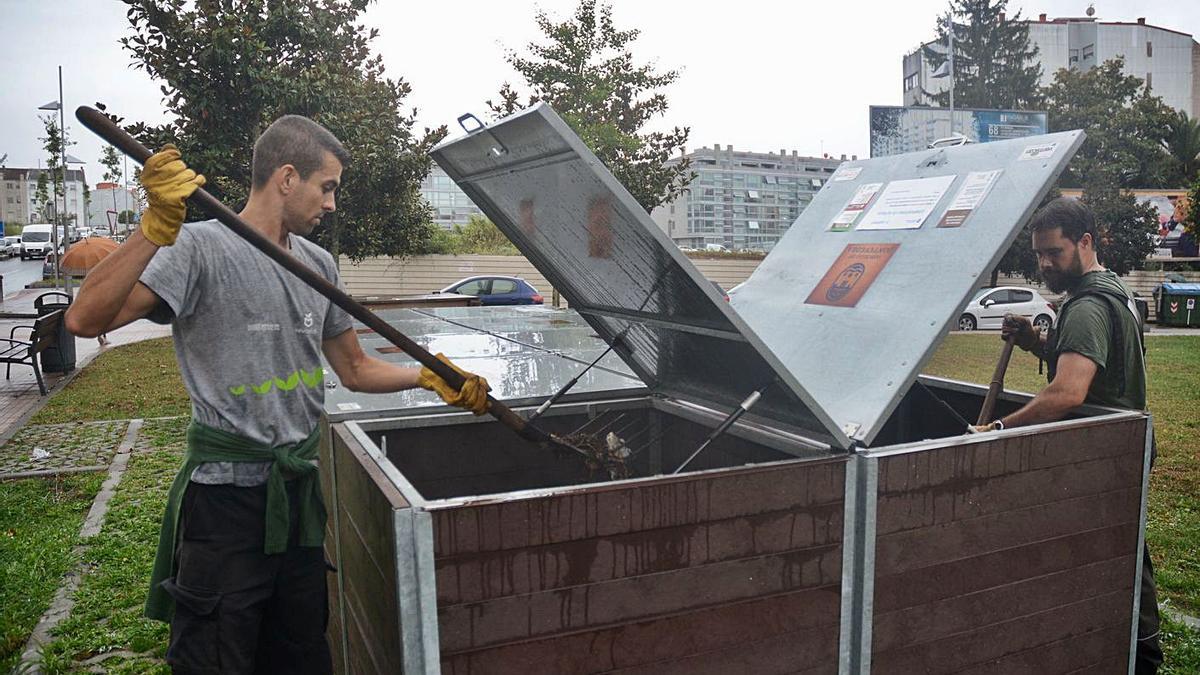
[320,106,1152,674]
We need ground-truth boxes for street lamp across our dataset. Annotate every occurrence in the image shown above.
[37,66,75,297]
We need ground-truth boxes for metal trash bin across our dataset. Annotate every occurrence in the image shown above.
[1158,282,1200,327]
[35,291,75,373]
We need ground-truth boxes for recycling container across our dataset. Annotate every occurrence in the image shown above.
[321,106,1151,674]
[1158,282,1200,327]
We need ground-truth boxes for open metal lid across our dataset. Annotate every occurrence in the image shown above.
[431,104,1083,449]
[732,129,1084,446]
[431,104,849,447]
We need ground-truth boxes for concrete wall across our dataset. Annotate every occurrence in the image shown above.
[340,254,1197,321]
[338,255,764,301]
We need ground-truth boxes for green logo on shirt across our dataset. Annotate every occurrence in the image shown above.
[229,366,324,397]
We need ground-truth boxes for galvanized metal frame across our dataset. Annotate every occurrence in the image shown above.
[1129,415,1155,675]
[392,507,440,674]
[838,453,878,675]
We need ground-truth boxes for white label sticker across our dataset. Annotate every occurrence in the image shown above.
[1189,298,1196,310]
[336,402,362,411]
[833,166,863,182]
[1019,142,1058,161]
[858,175,956,230]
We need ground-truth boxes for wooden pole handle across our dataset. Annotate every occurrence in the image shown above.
[977,333,1017,426]
[75,106,546,443]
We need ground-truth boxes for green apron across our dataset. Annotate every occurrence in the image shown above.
[144,421,325,621]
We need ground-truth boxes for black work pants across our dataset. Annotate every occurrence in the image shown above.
[164,480,332,675]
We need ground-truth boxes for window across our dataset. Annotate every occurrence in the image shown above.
[491,279,517,294]
[747,220,760,230]
[1146,41,1153,58]
[1082,44,1094,61]
[453,280,487,296]
[811,179,822,187]
[903,72,918,91]
[1147,72,1153,89]
[982,290,1012,305]
[1069,49,1079,65]
[747,190,759,200]
[1011,290,1034,303]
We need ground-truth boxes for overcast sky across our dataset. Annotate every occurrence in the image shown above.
[1,0,1197,185]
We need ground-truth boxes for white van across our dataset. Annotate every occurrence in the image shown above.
[20,224,64,260]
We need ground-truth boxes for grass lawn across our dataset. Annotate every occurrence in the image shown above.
[31,338,190,425]
[3,333,1197,670]
[0,473,103,672]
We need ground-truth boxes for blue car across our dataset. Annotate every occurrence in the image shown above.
[438,275,545,306]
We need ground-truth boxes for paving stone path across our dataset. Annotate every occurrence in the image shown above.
[0,419,130,478]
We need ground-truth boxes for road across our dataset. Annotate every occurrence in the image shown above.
[0,255,48,299]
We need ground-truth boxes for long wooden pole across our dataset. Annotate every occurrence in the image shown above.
[977,334,1016,426]
[75,105,570,449]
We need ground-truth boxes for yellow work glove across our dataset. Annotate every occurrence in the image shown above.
[966,420,1004,434]
[139,144,205,247]
[417,353,490,415]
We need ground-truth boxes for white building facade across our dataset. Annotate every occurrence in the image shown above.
[903,15,1200,116]
[651,146,844,252]
[0,167,87,232]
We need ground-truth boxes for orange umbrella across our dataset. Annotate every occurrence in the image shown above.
[59,237,119,276]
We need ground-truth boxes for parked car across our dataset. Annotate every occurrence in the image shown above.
[959,286,1057,332]
[19,224,65,259]
[2,236,20,258]
[92,226,112,238]
[42,253,59,279]
[436,275,544,306]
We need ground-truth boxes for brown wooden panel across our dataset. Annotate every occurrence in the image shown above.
[608,624,840,675]
[871,590,1130,673]
[874,487,1141,575]
[329,425,410,674]
[874,524,1137,613]
[436,501,843,605]
[432,458,845,557]
[953,624,1128,674]
[441,585,841,673]
[876,452,1143,534]
[877,421,1145,498]
[439,544,840,652]
[873,556,1132,652]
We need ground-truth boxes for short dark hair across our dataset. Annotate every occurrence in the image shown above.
[1028,197,1097,244]
[251,115,350,189]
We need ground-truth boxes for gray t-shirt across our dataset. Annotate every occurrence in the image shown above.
[140,220,353,484]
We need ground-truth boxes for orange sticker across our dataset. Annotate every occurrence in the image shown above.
[805,243,900,307]
[587,197,614,258]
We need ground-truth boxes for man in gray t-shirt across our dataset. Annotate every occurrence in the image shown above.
[66,116,489,674]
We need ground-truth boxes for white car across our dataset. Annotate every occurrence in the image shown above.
[2,236,20,258]
[959,286,1057,332]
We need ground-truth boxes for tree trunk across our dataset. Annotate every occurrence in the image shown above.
[989,266,1000,288]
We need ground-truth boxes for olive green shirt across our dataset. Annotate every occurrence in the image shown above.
[1048,270,1146,411]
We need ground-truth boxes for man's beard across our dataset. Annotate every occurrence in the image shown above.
[1043,249,1085,293]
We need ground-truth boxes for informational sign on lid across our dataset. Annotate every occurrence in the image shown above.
[731,129,1084,446]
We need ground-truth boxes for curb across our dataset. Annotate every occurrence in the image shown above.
[18,419,144,673]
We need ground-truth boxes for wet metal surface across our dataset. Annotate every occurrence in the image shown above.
[431,105,843,446]
[323,305,643,418]
[732,130,1084,446]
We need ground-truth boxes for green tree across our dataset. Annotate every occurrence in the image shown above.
[118,210,137,225]
[1042,58,1174,188]
[34,171,52,223]
[99,144,123,223]
[1080,177,1158,275]
[921,0,1043,109]
[453,215,519,255]
[117,0,443,261]
[38,116,65,227]
[489,0,692,212]
[1161,111,1200,187]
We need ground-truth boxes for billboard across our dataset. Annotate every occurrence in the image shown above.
[870,106,1048,157]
